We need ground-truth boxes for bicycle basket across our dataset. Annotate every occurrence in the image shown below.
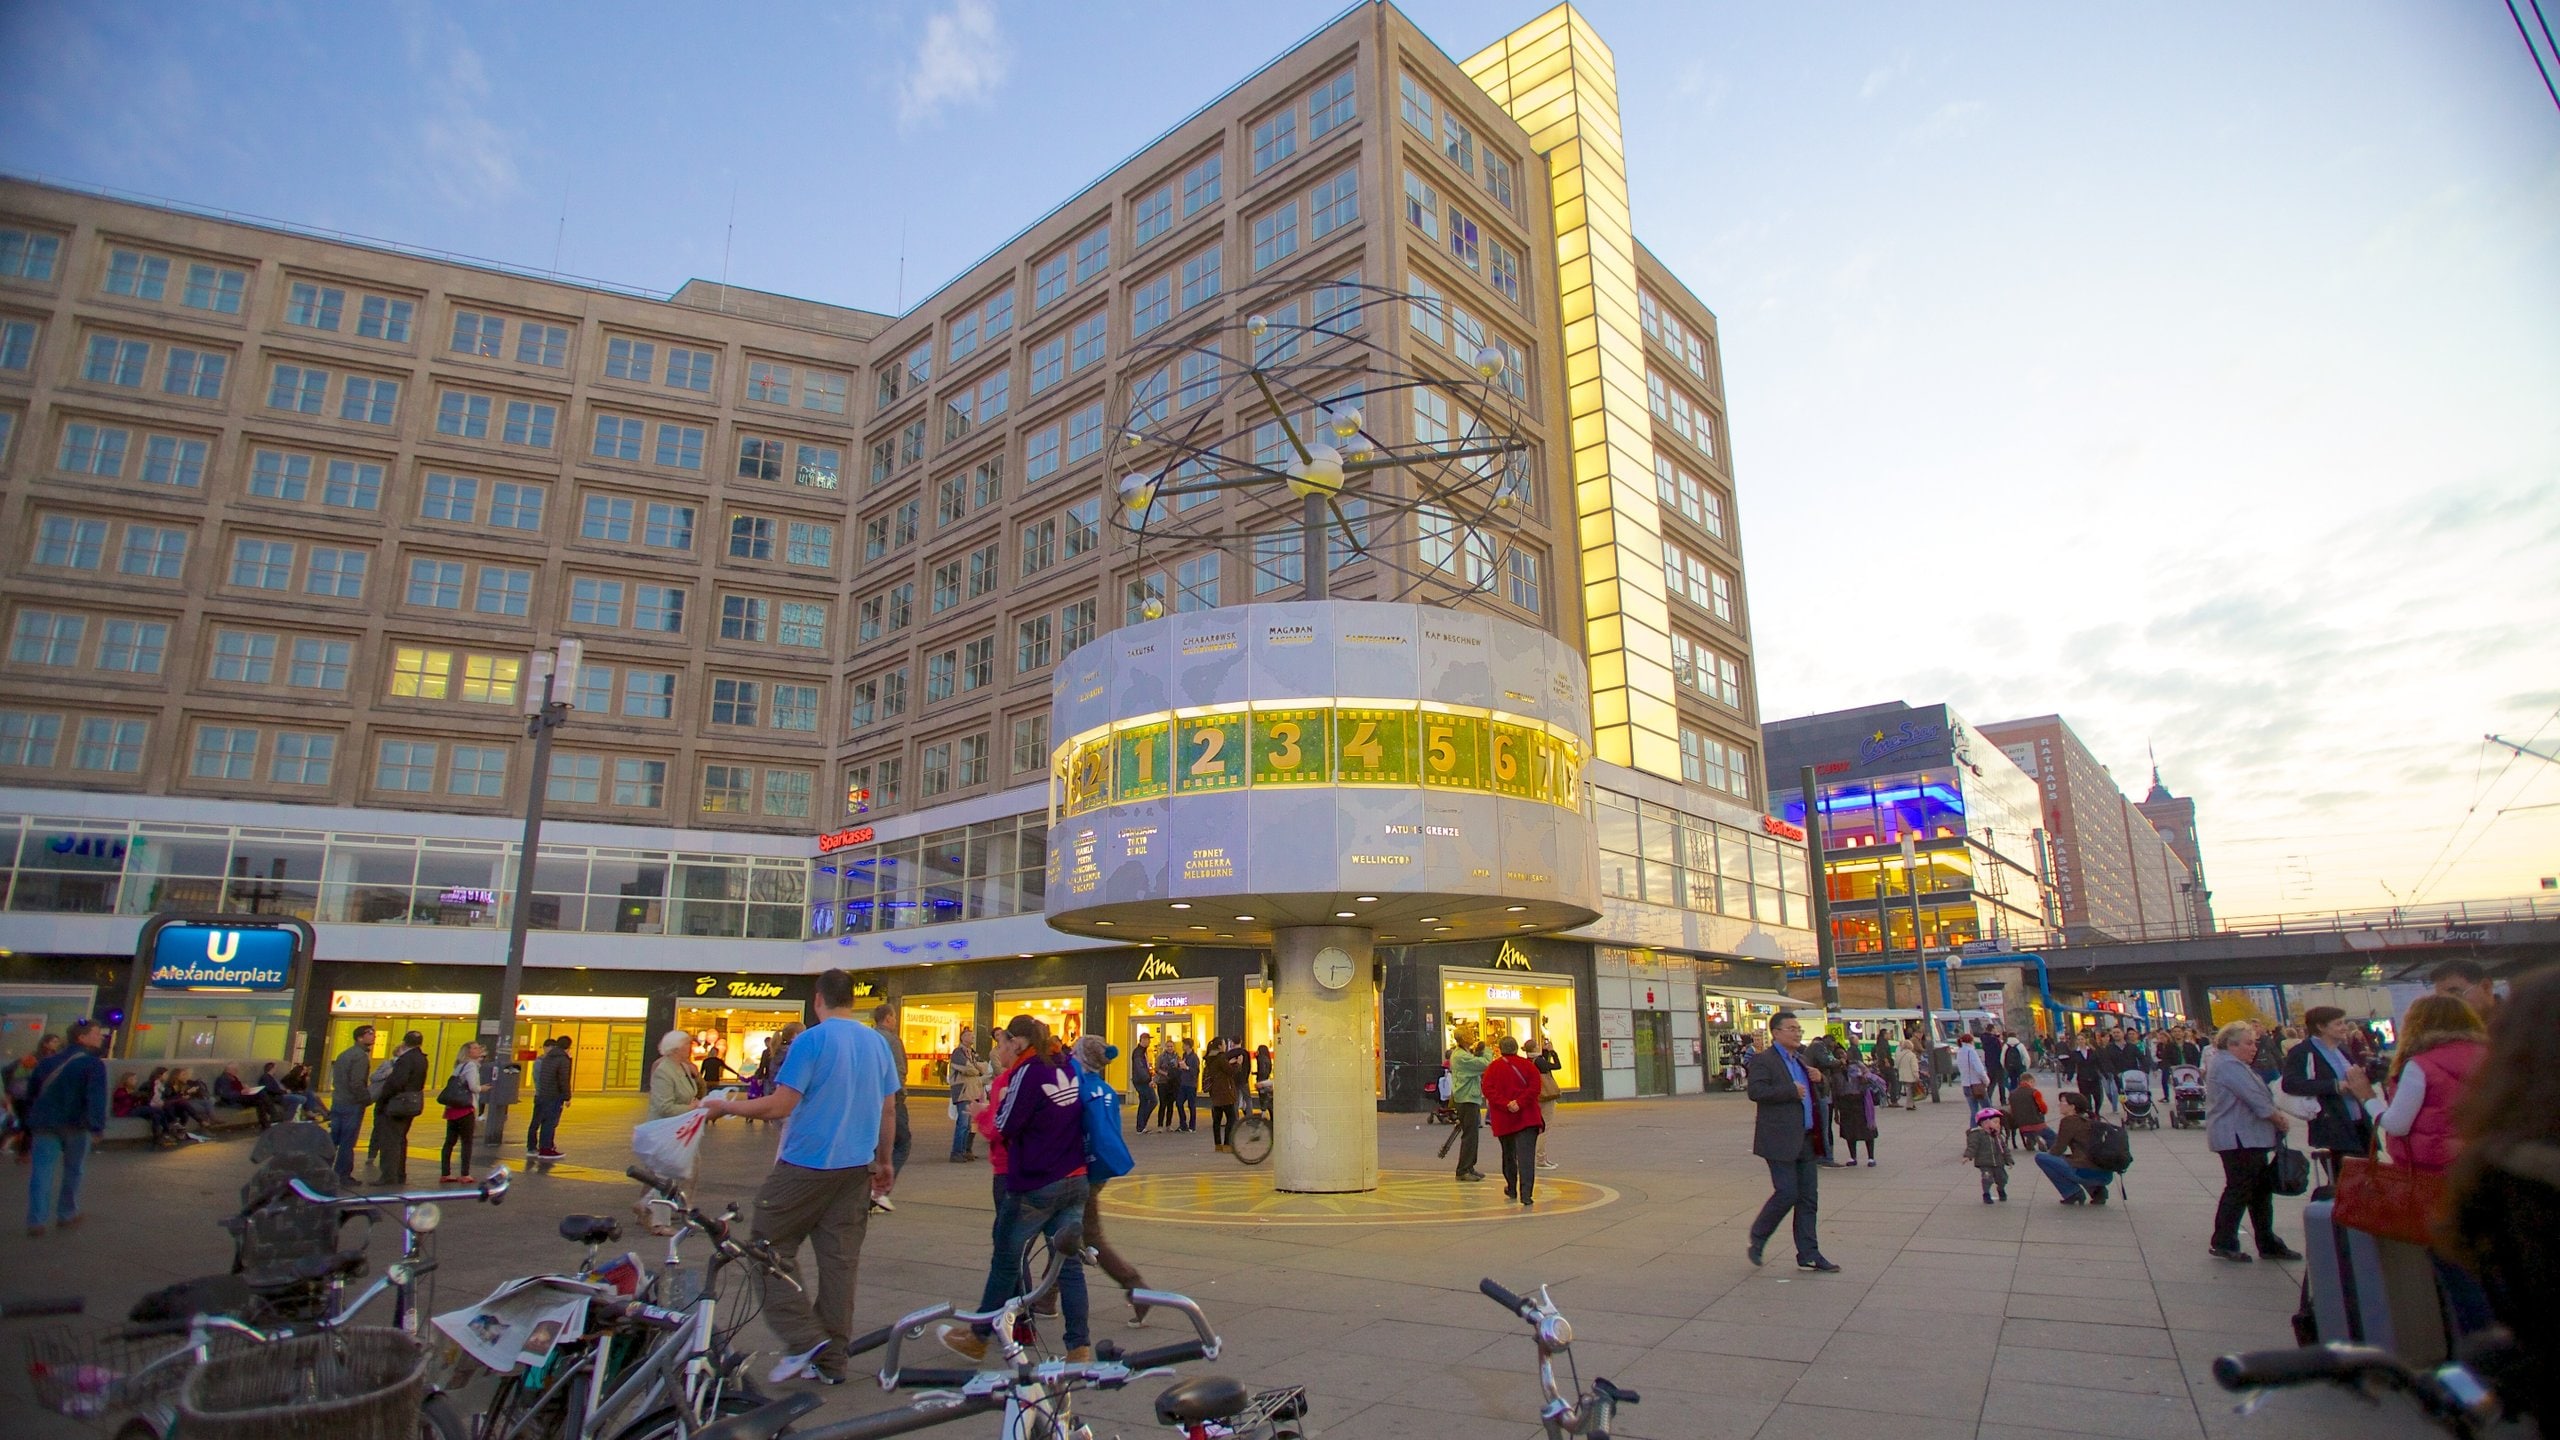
[178,1326,426,1440]
[24,1322,253,1417]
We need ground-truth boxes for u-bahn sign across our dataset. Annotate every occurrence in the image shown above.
[138,915,313,991]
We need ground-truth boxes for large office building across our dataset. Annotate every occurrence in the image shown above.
[1978,715,2203,944]
[0,3,1804,1103]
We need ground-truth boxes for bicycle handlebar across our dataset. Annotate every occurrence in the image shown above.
[2214,1344,2388,1390]
[1479,1278,1530,1317]
[791,1393,1006,1440]
[290,1167,509,1207]
[1114,1338,1211,1370]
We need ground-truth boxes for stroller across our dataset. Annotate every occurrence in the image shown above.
[2119,1070,2161,1129]
[1428,1066,1457,1125]
[2167,1064,2208,1129]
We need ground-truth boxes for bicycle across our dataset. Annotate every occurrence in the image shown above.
[1229,1083,1271,1167]
[1478,1277,1640,1440]
[2212,1332,2527,1439]
[694,1228,1308,1440]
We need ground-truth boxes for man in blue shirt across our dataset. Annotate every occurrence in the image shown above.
[1744,1010,1839,1272]
[699,969,899,1385]
[23,1019,109,1236]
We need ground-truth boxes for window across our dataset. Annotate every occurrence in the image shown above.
[931,558,963,614]
[192,726,258,780]
[1072,226,1111,284]
[1175,248,1224,317]
[763,769,813,817]
[1133,185,1172,246]
[711,677,761,726]
[1070,313,1107,371]
[802,369,849,413]
[460,653,521,705]
[548,751,603,804]
[1309,169,1359,239]
[356,295,414,342]
[57,423,129,477]
[405,557,463,608]
[1646,369,1715,458]
[747,361,793,404]
[1448,207,1482,272]
[448,745,507,797]
[1024,422,1061,484]
[1484,151,1516,210]
[1130,275,1171,337]
[1654,455,1723,539]
[1442,113,1476,174]
[1331,494,1372,565]
[139,434,206,488]
[965,542,1002,599]
[74,718,146,774]
[1061,498,1100,560]
[796,439,844,490]
[306,546,367,599]
[1399,73,1435,132]
[289,638,351,690]
[286,282,343,331]
[605,337,656,383]
[954,734,989,788]
[729,514,776,561]
[1018,517,1056,576]
[474,566,532,617]
[0,711,61,768]
[231,538,296,591]
[895,499,921,547]
[900,417,926,467]
[376,738,437,792]
[981,289,1014,342]
[452,311,505,356]
[1507,548,1542,613]
[163,346,227,399]
[1252,531,1302,596]
[0,318,33,371]
[904,340,933,391]
[1252,107,1298,174]
[570,577,624,626]
[1015,612,1053,672]
[665,346,713,392]
[1408,275,1447,345]
[739,435,784,482]
[1065,402,1104,462]
[0,229,61,281]
[925,649,957,703]
[34,516,107,570]
[644,502,695,550]
[1252,204,1299,271]
[609,757,665,807]
[1174,350,1223,414]
[389,646,452,700]
[700,763,751,813]
[623,669,677,716]
[97,619,166,674]
[1175,553,1220,612]
[490,481,544,530]
[268,362,327,413]
[183,263,246,313]
[1402,171,1441,244]
[652,423,704,469]
[105,250,170,300]
[1488,240,1522,305]
[1308,69,1356,137]
[119,525,186,578]
[719,594,769,643]
[1315,269,1365,336]
[322,459,383,510]
[271,732,334,785]
[517,322,569,367]
[918,743,952,799]
[1029,336,1065,395]
[779,600,826,648]
[1662,539,1733,622]
[786,521,834,568]
[581,494,634,542]
[211,629,276,684]
[82,334,149,387]
[962,635,995,690]
[1059,598,1096,652]
[1033,251,1069,309]
[437,389,498,439]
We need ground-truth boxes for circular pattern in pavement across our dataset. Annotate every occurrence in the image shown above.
[1104,1168,1619,1225]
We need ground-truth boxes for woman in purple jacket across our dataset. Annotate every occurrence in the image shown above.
[939,1016,1094,1363]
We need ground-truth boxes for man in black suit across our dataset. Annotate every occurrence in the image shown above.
[1745,1010,1840,1273]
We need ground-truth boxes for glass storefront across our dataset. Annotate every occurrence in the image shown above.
[1106,980,1218,1068]
[514,995,649,1091]
[675,998,803,1080]
[813,813,1048,937]
[130,992,292,1063]
[323,989,481,1099]
[990,987,1083,1047]
[1441,966,1580,1089]
[893,993,977,1090]
[1700,990,1784,1089]
[1,984,96,1065]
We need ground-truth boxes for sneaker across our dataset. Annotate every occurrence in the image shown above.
[870,1195,896,1213]
[1865,1159,1877,1167]
[2259,1242,2302,1261]
[1982,1193,1995,1205]
[768,1340,830,1384]
[1457,1172,1485,1183]
[2210,1244,2253,1263]
[1536,1158,1558,1170]
[1797,1256,1842,1273]
[1998,1189,2009,1202]
[807,1365,845,1387]
[536,1148,567,1161]
[937,1323,989,1362]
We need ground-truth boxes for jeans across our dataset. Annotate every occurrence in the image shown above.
[2210,1146,2278,1251]
[329,1107,366,1178]
[1499,1126,1541,1202]
[1155,1086,1178,1131]
[1210,1105,1236,1146]
[2016,1125,2052,1153]
[949,1097,975,1159]
[1177,1083,1197,1131]
[527,1098,564,1153]
[1750,1147,1822,1262]
[441,1114,477,1177]
[1454,1102,1482,1177]
[978,1176,1091,1349]
[890,1092,912,1176]
[2035,1150,2110,1200]
[26,1129,91,1227]
[1132,1084,1155,1133]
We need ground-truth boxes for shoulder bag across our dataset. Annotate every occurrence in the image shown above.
[2269,1136,2311,1197]
[2333,1142,2442,1247]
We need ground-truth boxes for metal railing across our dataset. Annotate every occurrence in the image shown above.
[2019,894,2560,950]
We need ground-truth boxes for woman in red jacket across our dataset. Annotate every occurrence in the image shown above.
[1480,1035,1545,1207]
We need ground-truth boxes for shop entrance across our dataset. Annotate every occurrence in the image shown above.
[1631,1011,1672,1097]
[324,1014,483,1099]
[675,1000,801,1082]
[514,995,650,1092]
[894,994,976,1091]
[1483,1009,1540,1048]
[1441,967,1581,1092]
[1107,980,1216,1087]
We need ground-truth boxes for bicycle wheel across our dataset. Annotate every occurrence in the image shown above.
[417,1390,467,1440]
[1230,1114,1271,1166]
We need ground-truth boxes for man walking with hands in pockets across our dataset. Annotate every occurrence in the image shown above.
[1745,1010,1840,1273]
[698,968,900,1386]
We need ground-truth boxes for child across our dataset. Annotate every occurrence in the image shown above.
[2007,1073,2052,1153]
[1966,1107,2011,1203]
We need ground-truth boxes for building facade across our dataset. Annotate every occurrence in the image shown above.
[1977,715,2201,943]
[0,2,1800,1096]
[2136,765,2216,935]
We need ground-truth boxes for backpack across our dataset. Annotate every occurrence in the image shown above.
[2087,1119,2134,1174]
[1074,1062,1134,1182]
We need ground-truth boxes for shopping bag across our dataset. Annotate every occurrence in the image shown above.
[632,1110,709,1178]
[2333,1152,2444,1247]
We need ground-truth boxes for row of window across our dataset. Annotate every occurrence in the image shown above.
[1637,289,1717,386]
[1671,632,1746,710]
[1662,538,1738,625]
[1654,455,1726,541]
[1646,368,1718,462]
[1400,170,1524,307]
[849,598,1098,731]
[1397,71,1520,215]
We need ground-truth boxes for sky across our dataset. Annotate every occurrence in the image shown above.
[2,1,2554,921]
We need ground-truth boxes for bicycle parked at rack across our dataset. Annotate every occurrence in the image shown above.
[1478,1277,1639,1440]
[2212,1332,2530,1439]
[695,1225,1308,1440]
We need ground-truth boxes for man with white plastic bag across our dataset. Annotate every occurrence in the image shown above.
[695,969,897,1387]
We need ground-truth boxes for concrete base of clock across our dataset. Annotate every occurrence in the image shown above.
[1270,924,1380,1193]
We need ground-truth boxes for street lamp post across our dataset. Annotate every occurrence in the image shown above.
[478,636,580,1161]
[1801,767,1841,1033]
[1904,832,1939,1102]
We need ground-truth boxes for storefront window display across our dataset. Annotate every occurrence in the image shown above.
[323,990,481,1099]
[1107,980,1218,1069]
[990,987,1083,1047]
[893,994,977,1090]
[514,994,649,1092]
[675,999,803,1080]
[1442,967,1579,1089]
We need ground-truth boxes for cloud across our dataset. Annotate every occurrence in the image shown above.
[1899,99,1986,148]
[898,0,1010,132]
[399,8,521,205]
[1859,53,1909,101]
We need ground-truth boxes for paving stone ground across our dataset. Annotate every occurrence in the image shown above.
[0,1072,2457,1439]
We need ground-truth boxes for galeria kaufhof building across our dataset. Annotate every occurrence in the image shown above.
[0,4,1809,1104]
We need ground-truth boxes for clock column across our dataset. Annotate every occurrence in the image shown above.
[1270,924,1378,1193]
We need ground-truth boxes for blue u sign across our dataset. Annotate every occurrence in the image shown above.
[148,924,297,991]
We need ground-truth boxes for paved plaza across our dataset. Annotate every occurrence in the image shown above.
[2,1078,2441,1440]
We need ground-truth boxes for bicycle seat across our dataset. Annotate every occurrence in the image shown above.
[245,1248,367,1292]
[1155,1375,1250,1425]
[558,1214,622,1245]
